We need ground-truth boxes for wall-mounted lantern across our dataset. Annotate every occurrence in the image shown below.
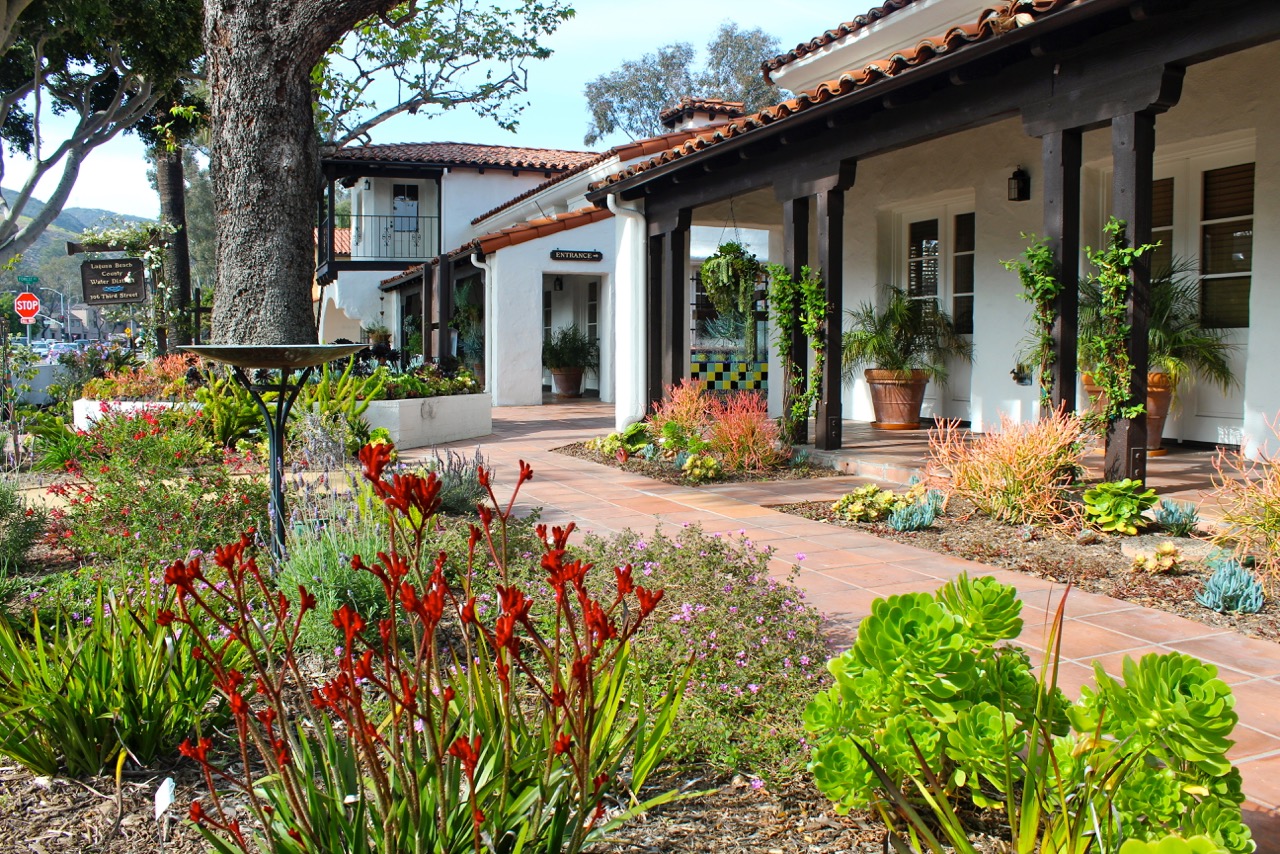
[1008,166,1031,202]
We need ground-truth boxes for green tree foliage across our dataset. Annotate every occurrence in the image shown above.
[583,22,784,145]
[313,0,575,152]
[0,0,202,262]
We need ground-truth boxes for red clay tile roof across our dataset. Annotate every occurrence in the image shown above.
[468,128,709,226]
[314,227,351,255]
[658,97,747,126]
[326,142,598,172]
[472,206,613,255]
[381,264,426,286]
[593,0,1062,193]
[379,206,614,288]
[762,1,917,83]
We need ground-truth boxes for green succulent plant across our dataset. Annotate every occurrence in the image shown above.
[1083,478,1158,535]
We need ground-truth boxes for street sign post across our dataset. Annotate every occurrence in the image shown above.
[14,292,38,344]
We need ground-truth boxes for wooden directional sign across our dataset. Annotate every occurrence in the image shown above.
[81,258,147,305]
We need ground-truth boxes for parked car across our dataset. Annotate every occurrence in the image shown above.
[46,342,78,362]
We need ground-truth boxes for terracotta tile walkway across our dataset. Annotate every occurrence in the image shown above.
[402,401,1280,840]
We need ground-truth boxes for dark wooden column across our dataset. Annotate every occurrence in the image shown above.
[1041,129,1082,415]
[782,196,810,444]
[433,254,453,362]
[665,217,690,390]
[646,207,691,405]
[1108,110,1156,482]
[422,264,433,361]
[815,184,846,450]
[645,233,665,406]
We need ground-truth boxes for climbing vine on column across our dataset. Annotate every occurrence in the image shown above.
[1080,217,1155,428]
[1003,234,1063,410]
[766,263,827,445]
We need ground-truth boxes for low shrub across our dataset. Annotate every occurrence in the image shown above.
[928,409,1088,527]
[429,446,489,514]
[1131,541,1185,574]
[804,575,1253,853]
[81,353,197,401]
[681,452,721,483]
[0,585,230,776]
[1084,478,1158,535]
[887,492,942,532]
[832,483,920,523]
[575,525,829,778]
[165,450,687,853]
[1156,498,1201,537]
[648,378,713,447]
[46,416,267,570]
[0,478,45,572]
[1208,424,1280,592]
[1197,556,1265,614]
[706,390,786,472]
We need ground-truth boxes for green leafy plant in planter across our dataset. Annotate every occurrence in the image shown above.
[841,284,972,429]
[701,242,765,361]
[543,323,600,398]
[1081,255,1236,452]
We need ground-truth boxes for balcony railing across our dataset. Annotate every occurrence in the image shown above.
[319,213,441,268]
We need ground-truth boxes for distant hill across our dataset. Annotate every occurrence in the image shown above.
[2,188,153,281]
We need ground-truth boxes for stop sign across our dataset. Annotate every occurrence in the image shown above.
[14,292,39,319]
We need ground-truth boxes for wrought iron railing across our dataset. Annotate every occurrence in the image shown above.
[319,213,440,266]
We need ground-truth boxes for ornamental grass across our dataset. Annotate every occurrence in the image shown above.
[927,409,1089,528]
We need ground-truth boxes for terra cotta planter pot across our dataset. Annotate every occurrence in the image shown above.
[865,369,929,429]
[550,367,585,398]
[1081,372,1173,454]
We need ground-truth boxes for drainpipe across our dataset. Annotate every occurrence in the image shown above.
[470,249,495,406]
[607,193,646,430]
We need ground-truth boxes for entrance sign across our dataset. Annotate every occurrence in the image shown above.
[549,249,603,262]
[81,258,147,305]
[14,292,39,318]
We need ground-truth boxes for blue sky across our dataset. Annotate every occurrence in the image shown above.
[12,0,839,218]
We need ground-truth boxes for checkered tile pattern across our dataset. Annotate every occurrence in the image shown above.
[689,355,767,391]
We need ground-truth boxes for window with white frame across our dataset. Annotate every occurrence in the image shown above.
[901,206,975,334]
[1116,142,1255,331]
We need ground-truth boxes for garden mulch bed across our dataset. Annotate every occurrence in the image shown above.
[777,496,1280,642]
[0,763,1005,854]
[553,442,845,487]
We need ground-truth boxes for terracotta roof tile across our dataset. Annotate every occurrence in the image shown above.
[593,0,1062,193]
[762,1,917,82]
[657,97,747,126]
[314,227,351,255]
[326,142,598,172]
[380,264,426,286]
[468,128,708,225]
[472,205,613,255]
[378,206,614,288]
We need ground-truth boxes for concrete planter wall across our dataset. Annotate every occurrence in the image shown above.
[361,393,491,450]
[73,399,199,431]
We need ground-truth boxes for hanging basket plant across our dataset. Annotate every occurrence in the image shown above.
[700,241,765,361]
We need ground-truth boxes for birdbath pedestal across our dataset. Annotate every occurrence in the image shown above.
[180,344,366,559]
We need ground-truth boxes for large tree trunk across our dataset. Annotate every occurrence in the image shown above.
[156,147,193,346]
[204,0,395,345]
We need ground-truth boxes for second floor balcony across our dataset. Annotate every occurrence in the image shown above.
[317,213,442,282]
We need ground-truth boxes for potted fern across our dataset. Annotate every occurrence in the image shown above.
[700,241,765,361]
[841,284,973,429]
[543,324,599,398]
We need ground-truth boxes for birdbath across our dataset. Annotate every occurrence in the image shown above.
[180,344,365,560]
